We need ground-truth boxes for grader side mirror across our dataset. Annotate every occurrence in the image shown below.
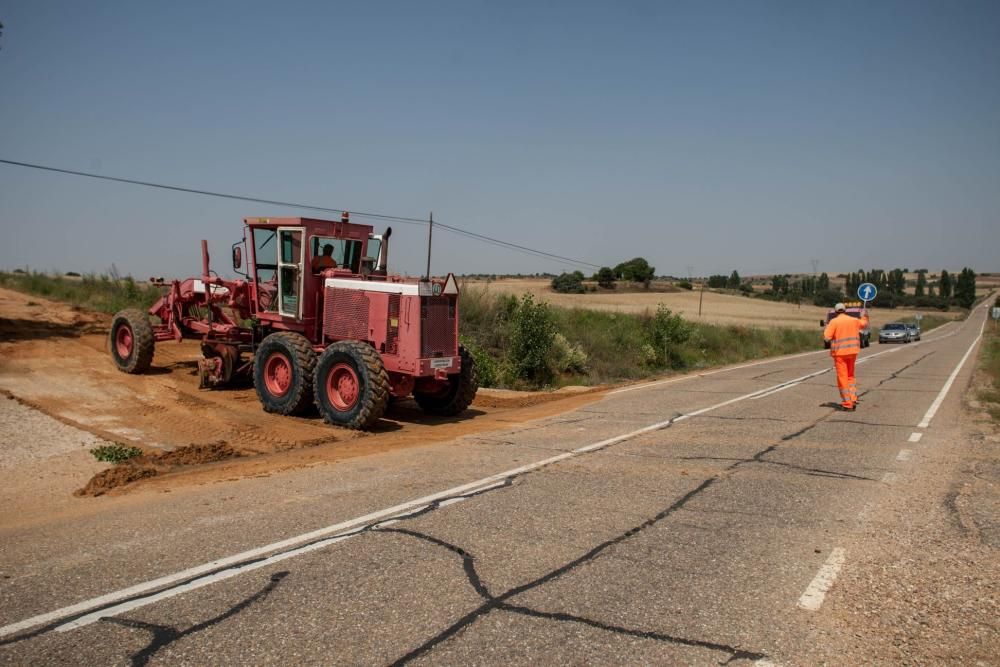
[232,246,242,270]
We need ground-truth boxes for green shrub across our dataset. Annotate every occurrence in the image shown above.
[460,334,498,388]
[505,294,556,384]
[676,280,693,290]
[649,305,692,368]
[551,333,588,374]
[551,272,585,294]
[91,444,143,464]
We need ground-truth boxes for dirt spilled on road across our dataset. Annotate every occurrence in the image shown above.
[0,288,604,498]
[75,442,242,496]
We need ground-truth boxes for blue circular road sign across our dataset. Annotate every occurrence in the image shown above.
[857,282,878,302]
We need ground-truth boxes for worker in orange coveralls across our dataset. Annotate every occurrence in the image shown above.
[311,244,337,272]
[823,302,869,411]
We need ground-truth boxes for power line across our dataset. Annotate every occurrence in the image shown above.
[0,158,602,270]
[0,158,426,225]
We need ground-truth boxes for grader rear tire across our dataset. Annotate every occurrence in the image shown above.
[313,341,390,430]
[110,309,155,374]
[254,332,316,415]
[413,346,478,416]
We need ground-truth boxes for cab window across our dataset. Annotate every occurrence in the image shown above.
[310,236,364,273]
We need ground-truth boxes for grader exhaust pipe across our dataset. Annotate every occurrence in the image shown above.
[377,226,392,271]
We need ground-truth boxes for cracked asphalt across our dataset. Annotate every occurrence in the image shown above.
[1,302,997,666]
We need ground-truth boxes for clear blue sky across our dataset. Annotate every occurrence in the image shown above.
[1,1,998,279]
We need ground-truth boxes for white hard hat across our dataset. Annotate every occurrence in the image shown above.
[834,303,846,312]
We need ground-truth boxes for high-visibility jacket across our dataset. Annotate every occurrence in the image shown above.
[824,312,869,357]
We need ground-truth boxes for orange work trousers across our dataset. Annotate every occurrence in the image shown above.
[834,355,858,408]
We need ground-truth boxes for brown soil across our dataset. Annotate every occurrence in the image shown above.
[0,287,603,498]
[154,441,240,466]
[75,464,157,497]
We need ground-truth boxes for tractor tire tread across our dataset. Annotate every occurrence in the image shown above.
[110,309,155,374]
[254,332,316,416]
[314,340,389,430]
[414,345,478,416]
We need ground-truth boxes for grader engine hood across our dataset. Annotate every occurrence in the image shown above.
[321,275,460,376]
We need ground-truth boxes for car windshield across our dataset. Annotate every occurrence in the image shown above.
[884,323,906,330]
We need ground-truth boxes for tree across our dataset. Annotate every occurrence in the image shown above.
[708,275,728,288]
[727,270,741,289]
[915,270,927,297]
[551,272,585,294]
[954,267,977,309]
[616,257,656,287]
[939,270,952,299]
[595,267,616,289]
[817,272,830,291]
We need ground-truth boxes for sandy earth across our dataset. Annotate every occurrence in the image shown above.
[465,278,965,329]
[0,287,603,514]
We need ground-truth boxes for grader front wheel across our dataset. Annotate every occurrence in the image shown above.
[313,341,390,430]
[109,309,155,374]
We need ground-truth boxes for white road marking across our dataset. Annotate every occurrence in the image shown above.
[609,349,825,395]
[896,449,913,462]
[917,318,987,428]
[908,432,923,443]
[0,365,842,638]
[882,472,897,484]
[797,547,846,611]
[749,382,801,400]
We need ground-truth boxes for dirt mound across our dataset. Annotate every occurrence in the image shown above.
[75,463,157,497]
[155,442,239,466]
[74,442,243,496]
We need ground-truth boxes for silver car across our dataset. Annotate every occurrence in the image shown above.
[906,322,921,341]
[879,322,911,344]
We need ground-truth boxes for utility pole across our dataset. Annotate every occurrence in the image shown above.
[810,259,819,276]
[425,212,434,280]
[698,281,705,317]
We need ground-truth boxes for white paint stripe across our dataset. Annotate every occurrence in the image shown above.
[797,547,846,611]
[908,432,923,443]
[882,472,897,484]
[609,349,824,395]
[749,382,801,400]
[917,318,987,429]
[0,365,838,638]
[896,449,913,462]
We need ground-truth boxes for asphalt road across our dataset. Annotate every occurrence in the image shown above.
[0,300,994,666]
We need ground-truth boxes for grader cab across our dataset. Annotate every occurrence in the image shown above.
[109,215,477,430]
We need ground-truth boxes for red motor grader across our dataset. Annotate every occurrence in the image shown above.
[109,214,477,429]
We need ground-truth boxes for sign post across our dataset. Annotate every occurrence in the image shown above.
[857,282,877,311]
